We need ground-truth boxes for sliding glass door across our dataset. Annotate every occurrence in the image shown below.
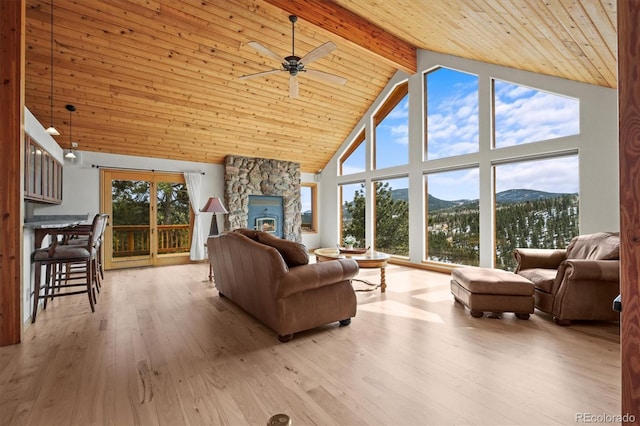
[101,170,192,270]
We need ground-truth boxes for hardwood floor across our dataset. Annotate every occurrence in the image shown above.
[0,262,620,425]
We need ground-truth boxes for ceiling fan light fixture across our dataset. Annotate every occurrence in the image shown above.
[65,104,78,160]
[240,15,347,97]
[45,126,60,136]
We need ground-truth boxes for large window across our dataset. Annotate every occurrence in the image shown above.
[341,183,366,248]
[493,80,579,148]
[374,177,409,257]
[374,82,408,169]
[426,168,479,265]
[336,62,584,271]
[425,67,479,160]
[494,156,579,270]
[340,130,366,175]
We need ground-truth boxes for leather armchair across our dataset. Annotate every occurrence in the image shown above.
[514,232,620,325]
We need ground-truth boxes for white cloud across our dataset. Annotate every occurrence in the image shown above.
[495,156,579,194]
[427,87,479,159]
[390,123,408,146]
[341,164,365,175]
[427,168,479,200]
[494,81,579,147]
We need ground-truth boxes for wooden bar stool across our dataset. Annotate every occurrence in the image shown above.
[31,214,109,323]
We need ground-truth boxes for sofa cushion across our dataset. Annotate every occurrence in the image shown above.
[232,228,260,241]
[257,232,309,267]
[566,232,619,261]
[517,268,557,293]
[451,267,534,296]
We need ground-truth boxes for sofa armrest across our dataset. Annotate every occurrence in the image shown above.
[514,248,566,272]
[564,259,619,282]
[277,259,359,298]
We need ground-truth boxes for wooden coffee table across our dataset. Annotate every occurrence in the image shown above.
[314,248,392,292]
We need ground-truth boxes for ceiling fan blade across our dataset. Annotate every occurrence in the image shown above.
[305,69,347,86]
[239,69,282,80]
[289,75,299,98]
[247,41,284,63]
[300,41,336,65]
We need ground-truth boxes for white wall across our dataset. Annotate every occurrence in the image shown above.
[32,151,224,222]
[25,108,63,162]
[33,151,321,247]
[320,50,619,267]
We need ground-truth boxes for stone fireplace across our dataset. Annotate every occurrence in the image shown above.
[224,155,302,242]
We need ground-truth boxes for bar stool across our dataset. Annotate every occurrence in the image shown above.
[61,215,109,292]
[31,214,108,323]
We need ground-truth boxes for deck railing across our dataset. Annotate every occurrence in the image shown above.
[112,224,191,257]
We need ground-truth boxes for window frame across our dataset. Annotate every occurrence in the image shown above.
[300,182,318,233]
[339,129,366,176]
[373,81,409,170]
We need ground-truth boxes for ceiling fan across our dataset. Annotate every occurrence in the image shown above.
[240,15,347,98]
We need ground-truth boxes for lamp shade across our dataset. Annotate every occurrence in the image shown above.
[202,197,228,236]
[201,197,228,214]
[45,126,60,136]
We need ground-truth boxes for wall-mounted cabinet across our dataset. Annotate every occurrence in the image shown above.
[24,134,62,204]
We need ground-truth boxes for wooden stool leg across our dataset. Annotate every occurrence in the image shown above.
[32,261,42,323]
[43,263,53,308]
[86,260,95,312]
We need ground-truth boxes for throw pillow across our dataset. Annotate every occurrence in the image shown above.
[232,228,260,241]
[256,232,309,267]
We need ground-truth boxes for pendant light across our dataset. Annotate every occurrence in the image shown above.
[64,104,77,159]
[45,0,59,136]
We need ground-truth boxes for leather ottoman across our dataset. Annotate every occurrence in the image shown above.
[450,267,535,319]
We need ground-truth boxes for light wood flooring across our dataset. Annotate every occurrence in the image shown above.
[0,262,621,425]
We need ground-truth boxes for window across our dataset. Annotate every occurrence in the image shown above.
[425,168,479,266]
[103,170,192,270]
[340,130,366,175]
[493,80,579,148]
[340,183,366,247]
[301,183,317,233]
[336,61,586,273]
[156,181,191,255]
[374,177,409,256]
[425,67,479,160]
[494,155,579,270]
[374,82,408,169]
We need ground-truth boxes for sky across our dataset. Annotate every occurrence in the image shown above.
[301,185,312,213]
[340,66,581,202]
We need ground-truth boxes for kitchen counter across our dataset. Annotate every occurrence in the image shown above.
[25,214,89,248]
[22,214,91,324]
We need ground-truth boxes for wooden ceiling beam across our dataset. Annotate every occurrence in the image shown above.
[262,0,416,74]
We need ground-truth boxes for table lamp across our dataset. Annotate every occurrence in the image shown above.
[201,197,228,236]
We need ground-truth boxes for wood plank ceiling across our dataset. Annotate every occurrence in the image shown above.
[24,0,617,173]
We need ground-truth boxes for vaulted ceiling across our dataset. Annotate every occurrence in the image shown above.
[24,0,617,173]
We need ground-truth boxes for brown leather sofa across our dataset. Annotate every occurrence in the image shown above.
[514,232,620,325]
[207,229,359,341]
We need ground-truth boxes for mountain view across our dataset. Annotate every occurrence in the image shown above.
[342,186,579,270]
[425,189,579,270]
[390,188,575,210]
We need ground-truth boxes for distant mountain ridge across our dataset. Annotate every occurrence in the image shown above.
[390,188,576,211]
[495,189,576,203]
